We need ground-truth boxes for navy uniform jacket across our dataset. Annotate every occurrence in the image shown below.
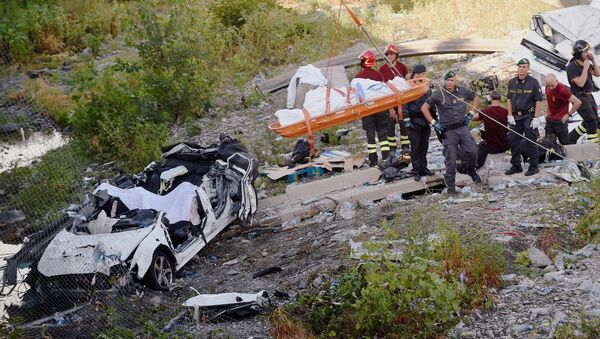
[426,85,475,126]
[507,75,542,120]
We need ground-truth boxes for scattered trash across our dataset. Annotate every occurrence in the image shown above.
[252,266,283,279]
[223,258,240,266]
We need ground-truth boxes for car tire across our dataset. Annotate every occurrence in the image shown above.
[145,250,175,291]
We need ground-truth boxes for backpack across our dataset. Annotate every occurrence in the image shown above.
[288,139,310,168]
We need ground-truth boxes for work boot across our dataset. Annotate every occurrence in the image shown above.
[504,166,523,175]
[413,172,422,181]
[468,169,482,183]
[368,154,378,167]
[447,187,458,196]
[421,168,435,176]
[525,166,539,176]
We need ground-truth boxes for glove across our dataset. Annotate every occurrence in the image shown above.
[464,111,474,125]
[530,117,541,130]
[431,119,444,132]
[507,115,516,125]
[403,118,414,129]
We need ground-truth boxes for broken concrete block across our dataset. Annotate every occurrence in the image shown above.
[528,247,552,268]
[336,201,356,220]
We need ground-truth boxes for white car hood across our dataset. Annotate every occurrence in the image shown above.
[37,227,153,277]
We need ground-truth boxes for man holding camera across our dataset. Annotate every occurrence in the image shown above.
[567,40,600,144]
[505,58,543,176]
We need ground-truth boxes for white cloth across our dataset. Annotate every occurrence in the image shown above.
[286,64,328,108]
[94,182,199,223]
[276,77,412,127]
[303,86,348,116]
[88,210,119,234]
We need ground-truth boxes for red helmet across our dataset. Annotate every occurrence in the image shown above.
[358,50,376,68]
[385,43,400,55]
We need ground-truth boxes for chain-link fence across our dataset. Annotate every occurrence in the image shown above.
[0,41,267,337]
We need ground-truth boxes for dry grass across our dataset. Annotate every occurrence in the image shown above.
[269,307,314,339]
[284,0,553,43]
[25,78,75,127]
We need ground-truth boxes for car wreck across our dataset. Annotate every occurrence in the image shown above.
[3,135,258,319]
[517,1,600,108]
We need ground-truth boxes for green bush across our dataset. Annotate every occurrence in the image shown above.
[71,67,167,172]
[0,0,119,62]
[295,219,506,337]
[136,5,225,122]
[209,0,276,28]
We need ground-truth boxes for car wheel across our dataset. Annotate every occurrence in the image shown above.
[145,250,175,291]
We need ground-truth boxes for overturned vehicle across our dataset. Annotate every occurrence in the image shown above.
[3,136,258,317]
[517,2,600,113]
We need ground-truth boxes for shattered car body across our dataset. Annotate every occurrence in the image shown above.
[516,2,600,120]
[3,136,258,316]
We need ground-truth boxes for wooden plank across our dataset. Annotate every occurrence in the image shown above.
[257,38,519,93]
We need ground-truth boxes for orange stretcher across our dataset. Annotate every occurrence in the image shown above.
[268,78,430,155]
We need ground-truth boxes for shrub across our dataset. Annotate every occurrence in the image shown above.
[209,0,276,28]
[294,213,506,337]
[0,0,119,63]
[71,68,167,172]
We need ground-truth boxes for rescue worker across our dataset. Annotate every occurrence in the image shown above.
[379,43,410,155]
[505,58,543,176]
[421,71,482,195]
[354,50,389,166]
[402,64,435,181]
[567,40,600,144]
[544,73,581,145]
[471,90,510,168]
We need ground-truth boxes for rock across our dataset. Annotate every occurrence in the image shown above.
[512,324,533,334]
[573,244,596,258]
[500,274,518,282]
[358,200,376,209]
[227,269,240,276]
[336,201,356,220]
[542,265,558,274]
[543,271,564,282]
[96,61,116,73]
[552,310,568,326]
[530,307,551,319]
[312,276,323,288]
[85,167,94,174]
[528,247,552,268]
[554,254,565,271]
[578,279,600,294]
[0,210,26,225]
[81,47,93,58]
[0,123,20,135]
[149,295,161,308]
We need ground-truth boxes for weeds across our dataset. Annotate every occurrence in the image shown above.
[291,208,506,337]
[25,78,74,127]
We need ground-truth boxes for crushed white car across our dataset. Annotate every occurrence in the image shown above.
[3,136,258,318]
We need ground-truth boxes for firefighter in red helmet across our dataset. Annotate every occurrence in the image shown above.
[379,43,410,155]
[354,50,389,166]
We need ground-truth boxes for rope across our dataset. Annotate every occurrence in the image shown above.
[436,84,592,172]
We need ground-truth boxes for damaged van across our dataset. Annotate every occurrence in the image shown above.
[3,136,258,316]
